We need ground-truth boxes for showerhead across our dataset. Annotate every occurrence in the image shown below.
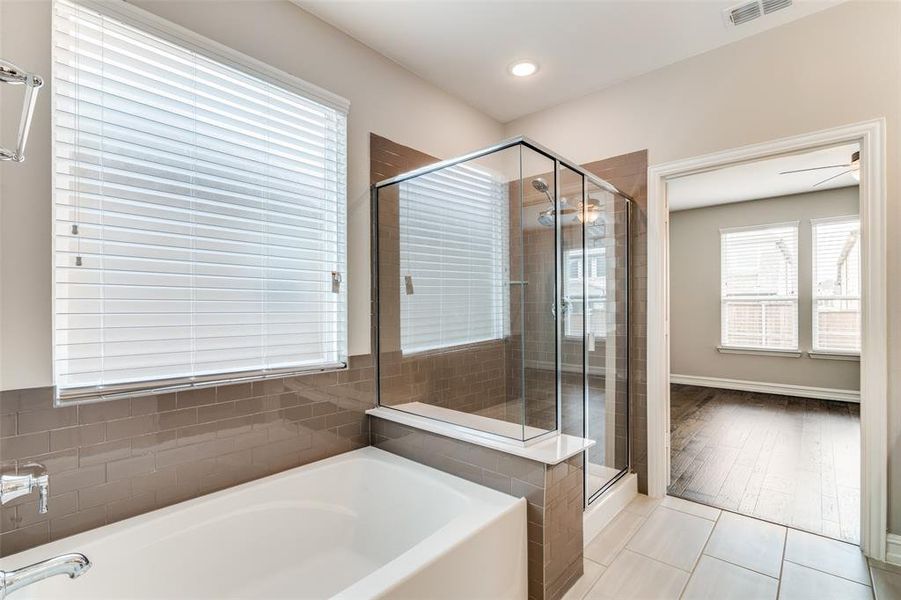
[537,207,555,227]
[531,177,549,194]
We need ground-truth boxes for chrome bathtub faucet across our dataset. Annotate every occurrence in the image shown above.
[0,553,91,599]
[0,463,49,514]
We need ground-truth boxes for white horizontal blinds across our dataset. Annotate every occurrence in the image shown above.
[721,223,798,349]
[813,217,860,353]
[564,248,606,338]
[53,0,347,391]
[398,163,508,353]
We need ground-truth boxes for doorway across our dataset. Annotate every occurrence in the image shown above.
[645,120,888,559]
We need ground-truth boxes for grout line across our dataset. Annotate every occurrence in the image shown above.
[678,504,723,599]
[782,558,872,588]
[775,526,788,599]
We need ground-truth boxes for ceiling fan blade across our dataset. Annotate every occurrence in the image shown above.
[813,170,853,187]
[779,163,850,175]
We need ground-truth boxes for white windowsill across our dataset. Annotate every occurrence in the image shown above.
[807,351,861,362]
[716,346,802,358]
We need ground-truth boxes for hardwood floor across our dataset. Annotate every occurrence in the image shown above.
[668,384,860,543]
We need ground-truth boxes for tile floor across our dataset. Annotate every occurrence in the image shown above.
[565,494,901,600]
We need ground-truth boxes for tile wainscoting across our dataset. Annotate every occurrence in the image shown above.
[0,355,374,556]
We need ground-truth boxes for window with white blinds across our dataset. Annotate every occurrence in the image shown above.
[564,247,607,339]
[398,164,508,354]
[52,0,348,396]
[813,217,861,353]
[720,223,798,350]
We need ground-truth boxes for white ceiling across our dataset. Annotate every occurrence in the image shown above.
[296,0,845,123]
[667,143,860,211]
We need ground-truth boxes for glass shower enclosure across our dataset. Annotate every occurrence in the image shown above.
[371,137,631,504]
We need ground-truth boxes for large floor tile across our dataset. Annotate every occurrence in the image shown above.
[784,529,870,585]
[779,561,872,599]
[562,559,605,600]
[704,511,786,577]
[682,555,779,600]
[625,506,715,571]
[624,494,662,517]
[870,565,901,600]
[584,550,689,600]
[584,510,645,566]
[662,495,721,521]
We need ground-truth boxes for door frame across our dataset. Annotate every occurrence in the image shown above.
[645,119,888,559]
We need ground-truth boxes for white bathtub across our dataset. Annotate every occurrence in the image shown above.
[0,447,528,599]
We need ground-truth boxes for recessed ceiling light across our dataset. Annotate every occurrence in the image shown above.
[509,60,538,77]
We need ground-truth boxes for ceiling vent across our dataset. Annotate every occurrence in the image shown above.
[724,0,791,27]
[761,0,792,15]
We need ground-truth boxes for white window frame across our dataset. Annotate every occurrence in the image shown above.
[51,0,350,402]
[811,215,861,355]
[719,221,799,352]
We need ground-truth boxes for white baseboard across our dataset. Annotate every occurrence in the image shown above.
[886,533,901,565]
[583,473,637,544]
[526,360,606,376]
[670,374,860,403]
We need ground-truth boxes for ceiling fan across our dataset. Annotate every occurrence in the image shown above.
[779,150,860,187]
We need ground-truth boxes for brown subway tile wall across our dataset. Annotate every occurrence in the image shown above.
[584,150,649,492]
[0,355,373,557]
[370,416,583,600]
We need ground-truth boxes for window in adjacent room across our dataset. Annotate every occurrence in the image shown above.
[564,247,607,339]
[720,222,799,350]
[398,164,508,354]
[53,0,349,398]
[812,216,861,353]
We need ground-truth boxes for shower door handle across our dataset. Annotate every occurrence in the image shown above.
[551,297,572,318]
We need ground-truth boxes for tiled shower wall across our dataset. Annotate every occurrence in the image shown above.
[0,356,373,556]
[583,151,649,492]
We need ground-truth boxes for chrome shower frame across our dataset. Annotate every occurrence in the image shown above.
[371,137,634,474]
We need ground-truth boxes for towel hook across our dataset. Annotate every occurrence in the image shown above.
[0,59,44,163]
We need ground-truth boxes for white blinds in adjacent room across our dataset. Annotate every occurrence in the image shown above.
[564,247,607,339]
[398,165,508,354]
[53,0,348,395]
[720,223,798,350]
[813,217,861,353]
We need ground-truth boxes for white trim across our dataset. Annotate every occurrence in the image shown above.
[808,351,860,362]
[583,473,637,544]
[365,407,595,465]
[526,359,606,377]
[670,374,860,403]
[886,534,901,566]
[716,346,802,358]
[647,119,888,561]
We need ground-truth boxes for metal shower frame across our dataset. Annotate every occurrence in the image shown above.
[371,136,634,503]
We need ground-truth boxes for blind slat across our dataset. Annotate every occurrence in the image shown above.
[397,164,509,354]
[53,0,348,392]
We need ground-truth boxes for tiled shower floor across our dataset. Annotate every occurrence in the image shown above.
[564,495,897,600]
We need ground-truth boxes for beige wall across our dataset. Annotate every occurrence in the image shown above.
[670,188,860,390]
[0,0,503,390]
[504,1,901,532]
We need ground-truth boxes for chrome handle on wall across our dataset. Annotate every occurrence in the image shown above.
[0,59,44,163]
[0,463,49,514]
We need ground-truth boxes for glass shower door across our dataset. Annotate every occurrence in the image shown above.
[584,180,630,503]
